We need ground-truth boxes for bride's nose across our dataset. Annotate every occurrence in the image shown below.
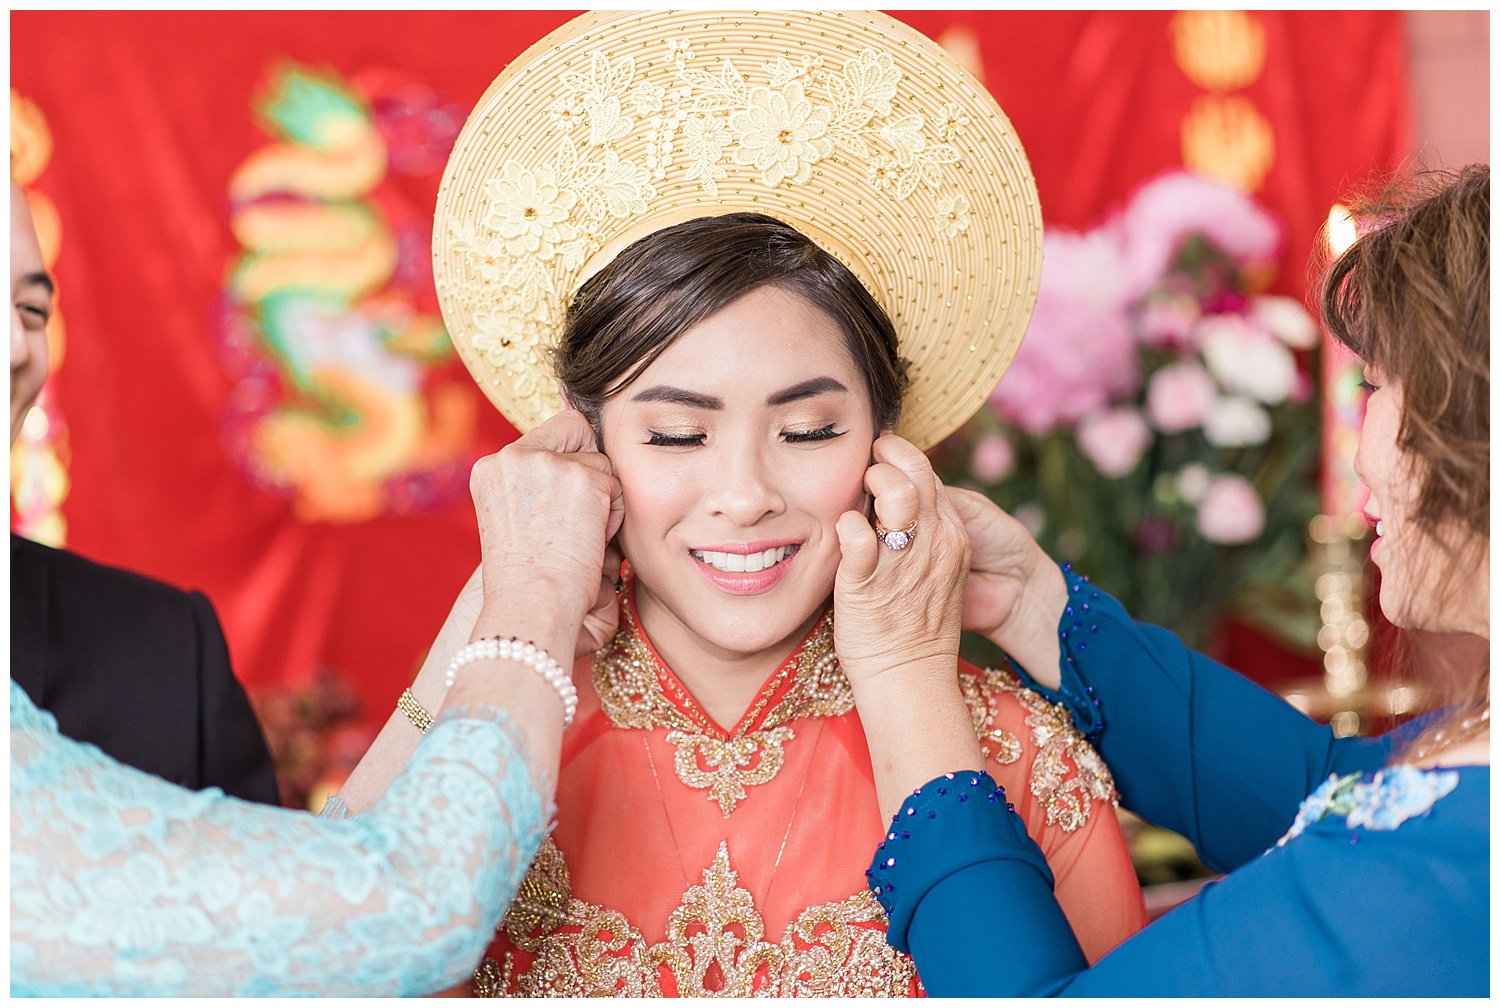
[704,444,785,527]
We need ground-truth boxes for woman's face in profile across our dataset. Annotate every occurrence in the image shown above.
[599,284,877,659]
[1356,365,1484,633]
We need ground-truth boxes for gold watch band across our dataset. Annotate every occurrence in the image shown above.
[397,687,434,735]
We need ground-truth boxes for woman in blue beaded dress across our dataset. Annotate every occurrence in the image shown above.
[847,167,1490,996]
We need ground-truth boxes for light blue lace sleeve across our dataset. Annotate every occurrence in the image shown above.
[10,680,550,996]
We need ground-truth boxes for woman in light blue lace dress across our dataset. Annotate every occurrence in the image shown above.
[845,168,1490,994]
[10,412,623,996]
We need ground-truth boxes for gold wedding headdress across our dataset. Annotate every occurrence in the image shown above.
[434,10,1042,451]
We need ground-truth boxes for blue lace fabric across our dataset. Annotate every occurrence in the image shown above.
[10,679,550,996]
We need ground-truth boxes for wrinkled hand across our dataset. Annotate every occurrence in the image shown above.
[947,487,1066,690]
[832,435,970,688]
[469,410,625,649]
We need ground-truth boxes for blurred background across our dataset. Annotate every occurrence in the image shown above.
[9,10,1488,907]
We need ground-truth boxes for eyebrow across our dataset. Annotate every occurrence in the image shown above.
[20,272,55,295]
[630,376,849,411]
[766,376,848,406]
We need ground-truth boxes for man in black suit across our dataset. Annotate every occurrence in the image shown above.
[10,180,279,804]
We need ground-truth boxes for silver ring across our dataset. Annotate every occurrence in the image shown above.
[874,519,918,551]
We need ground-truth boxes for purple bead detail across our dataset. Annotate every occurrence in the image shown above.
[906,808,916,816]
[886,857,897,868]
[988,793,999,803]
[885,884,895,893]
[958,793,969,802]
[1082,603,1090,612]
[969,776,980,785]
[887,832,897,841]
[1065,606,1075,617]
[927,810,937,819]
[936,787,947,796]
[1090,624,1099,633]
[901,831,910,840]
[1006,802,1015,812]
[944,772,955,779]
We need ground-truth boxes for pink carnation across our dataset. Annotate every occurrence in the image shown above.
[1120,171,1282,300]
[1146,362,1218,433]
[990,227,1140,435]
[1195,474,1265,544]
[970,433,1016,483]
[1076,408,1153,477]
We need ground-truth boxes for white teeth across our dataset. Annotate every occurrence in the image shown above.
[1375,520,1384,537]
[692,545,795,572]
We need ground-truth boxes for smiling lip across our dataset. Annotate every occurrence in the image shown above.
[689,539,801,596]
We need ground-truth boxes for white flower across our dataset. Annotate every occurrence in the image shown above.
[682,112,731,194]
[933,194,970,237]
[546,95,582,132]
[866,154,897,191]
[936,102,971,142]
[730,80,833,188]
[1200,315,1298,405]
[1176,463,1213,504]
[1252,294,1320,349]
[667,39,694,62]
[592,150,654,218]
[880,113,927,167]
[631,81,665,117]
[842,49,901,116]
[1203,395,1272,447]
[482,163,577,260]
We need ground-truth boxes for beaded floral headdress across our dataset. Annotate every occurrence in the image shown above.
[434,10,1042,450]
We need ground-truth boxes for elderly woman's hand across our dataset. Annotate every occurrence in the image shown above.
[946,487,1067,691]
[833,436,983,819]
[469,409,625,655]
[832,435,970,688]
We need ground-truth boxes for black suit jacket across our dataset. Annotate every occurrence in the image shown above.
[11,534,280,805]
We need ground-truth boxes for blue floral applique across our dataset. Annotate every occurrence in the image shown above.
[1275,765,1460,849]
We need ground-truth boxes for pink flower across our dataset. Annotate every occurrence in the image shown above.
[1076,408,1153,477]
[990,227,1140,434]
[1121,171,1282,299]
[970,433,1016,483]
[1146,362,1217,433]
[1195,474,1265,544]
[1137,295,1201,350]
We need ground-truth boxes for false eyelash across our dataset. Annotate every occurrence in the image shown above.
[647,431,706,447]
[784,424,842,443]
[1357,380,1378,393]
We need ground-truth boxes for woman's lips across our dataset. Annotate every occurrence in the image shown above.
[689,542,800,595]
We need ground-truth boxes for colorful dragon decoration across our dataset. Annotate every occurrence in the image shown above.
[219,63,477,523]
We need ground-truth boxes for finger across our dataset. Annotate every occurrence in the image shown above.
[872,435,939,516]
[520,408,598,455]
[836,510,881,584]
[864,462,920,531]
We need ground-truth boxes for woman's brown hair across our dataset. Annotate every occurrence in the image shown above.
[554,213,910,435]
[1319,165,1489,757]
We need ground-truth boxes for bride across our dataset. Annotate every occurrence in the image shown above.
[336,11,1147,996]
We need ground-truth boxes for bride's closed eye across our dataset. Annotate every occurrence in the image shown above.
[784,424,843,443]
[647,431,706,447]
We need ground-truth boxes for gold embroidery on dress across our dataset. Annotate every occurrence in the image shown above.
[593,593,850,816]
[475,841,918,997]
[979,666,1119,832]
[957,666,1024,765]
[500,838,574,953]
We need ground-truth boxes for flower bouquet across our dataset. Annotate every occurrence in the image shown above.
[934,171,1322,653]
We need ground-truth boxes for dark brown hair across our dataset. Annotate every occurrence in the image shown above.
[1320,166,1488,542]
[1318,165,1489,757]
[554,213,909,434]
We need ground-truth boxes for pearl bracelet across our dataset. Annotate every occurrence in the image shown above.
[444,636,579,727]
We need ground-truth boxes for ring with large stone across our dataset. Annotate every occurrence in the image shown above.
[874,519,919,552]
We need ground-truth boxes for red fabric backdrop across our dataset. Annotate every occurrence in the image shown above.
[11,11,1409,727]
